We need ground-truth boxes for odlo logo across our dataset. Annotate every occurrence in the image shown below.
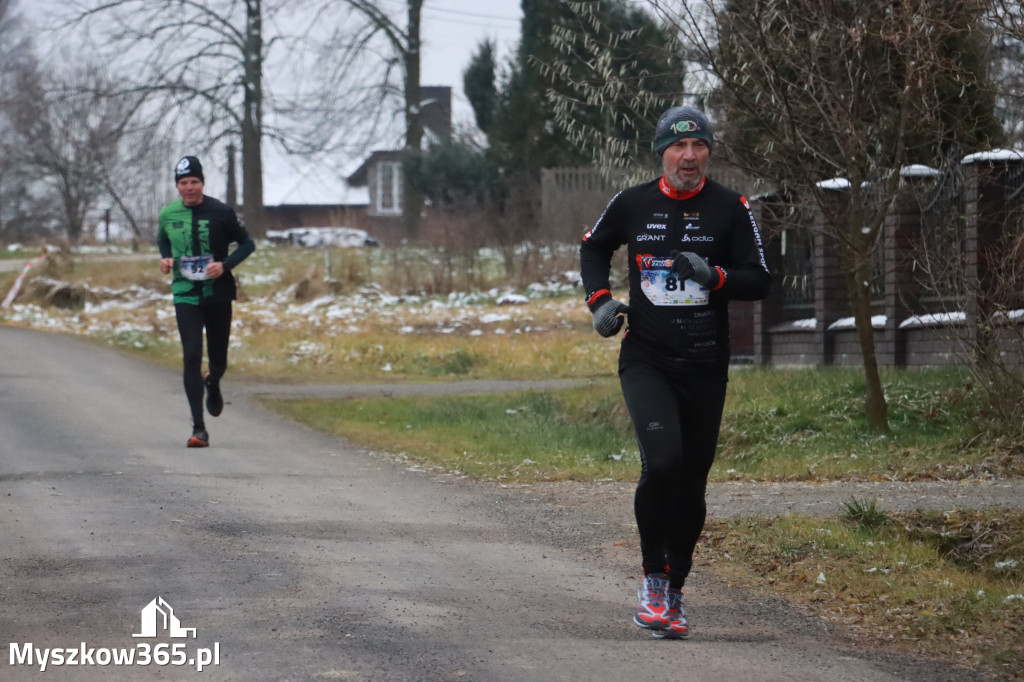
[671,120,700,134]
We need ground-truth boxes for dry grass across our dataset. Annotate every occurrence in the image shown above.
[701,509,1024,681]
[1,244,614,382]
[231,323,617,382]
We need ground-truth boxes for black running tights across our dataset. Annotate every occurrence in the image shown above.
[174,301,232,430]
[619,362,727,590]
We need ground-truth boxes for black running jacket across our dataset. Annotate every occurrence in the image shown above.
[580,175,771,378]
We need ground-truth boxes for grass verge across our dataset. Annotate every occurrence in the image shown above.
[719,366,1023,480]
[264,366,1023,483]
[700,507,1024,681]
[265,385,636,482]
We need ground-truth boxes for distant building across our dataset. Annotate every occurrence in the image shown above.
[263,86,453,246]
[346,86,453,218]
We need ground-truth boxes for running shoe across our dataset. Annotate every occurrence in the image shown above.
[633,572,670,630]
[187,428,209,448]
[204,372,223,417]
[652,590,690,639]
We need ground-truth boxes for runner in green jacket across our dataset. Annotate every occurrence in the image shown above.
[158,156,255,448]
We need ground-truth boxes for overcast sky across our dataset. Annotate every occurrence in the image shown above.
[420,0,522,100]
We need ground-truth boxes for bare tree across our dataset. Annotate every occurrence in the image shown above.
[0,0,36,241]
[63,0,272,237]
[95,130,176,243]
[631,0,1003,433]
[0,0,22,97]
[60,1,434,240]
[5,57,137,242]
[348,0,424,240]
[297,0,426,239]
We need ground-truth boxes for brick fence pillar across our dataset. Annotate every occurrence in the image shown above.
[963,151,1024,356]
[882,171,933,367]
[813,188,850,365]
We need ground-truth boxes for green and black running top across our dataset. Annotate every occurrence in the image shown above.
[157,195,255,305]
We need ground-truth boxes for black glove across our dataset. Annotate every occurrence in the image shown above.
[591,298,630,337]
[670,250,716,287]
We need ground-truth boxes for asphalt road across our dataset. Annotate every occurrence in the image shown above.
[0,325,999,681]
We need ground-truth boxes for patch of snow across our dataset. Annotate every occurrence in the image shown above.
[497,293,530,305]
[901,164,941,178]
[828,315,886,331]
[899,312,966,329]
[993,309,1024,322]
[962,148,1024,164]
[816,178,850,190]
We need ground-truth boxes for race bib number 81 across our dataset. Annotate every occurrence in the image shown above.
[179,254,214,281]
[639,256,709,306]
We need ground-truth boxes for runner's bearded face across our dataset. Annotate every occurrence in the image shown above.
[662,138,710,192]
[177,177,204,207]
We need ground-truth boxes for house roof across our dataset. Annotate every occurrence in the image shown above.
[347,86,453,187]
[347,150,403,187]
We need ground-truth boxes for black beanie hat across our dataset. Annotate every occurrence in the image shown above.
[174,156,204,183]
[654,106,714,155]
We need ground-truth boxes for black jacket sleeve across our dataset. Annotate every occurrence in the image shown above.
[579,191,627,310]
[719,197,771,301]
[220,210,256,271]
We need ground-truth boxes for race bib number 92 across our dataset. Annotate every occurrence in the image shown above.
[179,254,214,281]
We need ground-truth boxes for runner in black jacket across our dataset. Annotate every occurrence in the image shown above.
[580,106,771,638]
[158,156,255,448]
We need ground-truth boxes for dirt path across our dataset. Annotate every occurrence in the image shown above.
[527,478,1024,524]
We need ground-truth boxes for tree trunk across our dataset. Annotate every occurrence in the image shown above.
[102,179,142,238]
[61,176,85,243]
[846,231,890,434]
[241,0,265,238]
[401,0,424,241]
[226,143,238,208]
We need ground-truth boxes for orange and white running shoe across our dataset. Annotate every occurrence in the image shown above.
[187,428,209,448]
[633,572,670,630]
[652,590,690,639]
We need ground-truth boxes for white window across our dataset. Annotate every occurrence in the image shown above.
[374,161,402,216]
